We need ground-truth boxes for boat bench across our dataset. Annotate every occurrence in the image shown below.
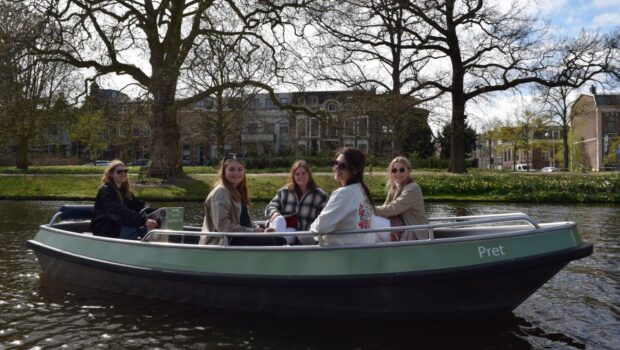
[48,205,95,234]
[58,205,94,221]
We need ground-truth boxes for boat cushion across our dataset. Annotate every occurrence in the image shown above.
[59,205,94,221]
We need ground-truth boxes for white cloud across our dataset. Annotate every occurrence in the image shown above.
[592,0,620,8]
[592,13,620,27]
[536,0,569,15]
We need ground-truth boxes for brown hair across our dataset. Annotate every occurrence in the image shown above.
[385,156,413,195]
[100,160,133,200]
[215,155,249,205]
[286,160,318,194]
[336,147,374,208]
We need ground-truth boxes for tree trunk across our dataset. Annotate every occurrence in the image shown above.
[149,78,183,179]
[16,135,29,170]
[449,105,466,173]
[562,121,570,170]
[446,4,467,174]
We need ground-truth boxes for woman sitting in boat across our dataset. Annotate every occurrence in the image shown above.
[202,154,283,246]
[309,147,375,246]
[265,160,329,245]
[91,160,158,239]
[375,156,429,241]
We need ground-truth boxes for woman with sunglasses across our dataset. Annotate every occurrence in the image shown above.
[202,154,280,246]
[91,160,158,239]
[265,160,329,245]
[375,156,429,241]
[309,148,375,246]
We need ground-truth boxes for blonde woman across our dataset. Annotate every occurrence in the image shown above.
[265,160,328,244]
[91,160,157,239]
[203,154,282,246]
[375,156,429,241]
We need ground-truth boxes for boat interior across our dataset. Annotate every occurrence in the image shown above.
[45,205,573,245]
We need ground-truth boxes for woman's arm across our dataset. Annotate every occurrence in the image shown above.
[210,188,254,232]
[264,189,284,219]
[310,188,351,234]
[100,188,146,228]
[375,184,422,218]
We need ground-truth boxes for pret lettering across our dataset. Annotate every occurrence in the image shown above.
[477,245,506,258]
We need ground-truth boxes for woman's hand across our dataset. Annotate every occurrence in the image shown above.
[270,212,281,222]
[264,227,276,233]
[145,219,158,230]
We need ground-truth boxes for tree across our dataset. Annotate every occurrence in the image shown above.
[27,0,315,178]
[396,1,617,173]
[536,85,583,170]
[0,1,77,169]
[301,0,439,155]
[495,110,548,170]
[70,110,108,160]
[436,120,476,161]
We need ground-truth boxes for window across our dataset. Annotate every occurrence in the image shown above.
[280,97,288,104]
[309,96,319,105]
[606,112,618,134]
[310,118,320,137]
[327,102,337,112]
[541,151,550,161]
[297,116,307,138]
[358,116,368,137]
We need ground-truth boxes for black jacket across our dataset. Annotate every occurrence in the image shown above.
[91,183,147,238]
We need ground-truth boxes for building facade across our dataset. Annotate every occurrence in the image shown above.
[571,89,620,171]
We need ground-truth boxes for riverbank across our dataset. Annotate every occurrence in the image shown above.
[1,171,618,203]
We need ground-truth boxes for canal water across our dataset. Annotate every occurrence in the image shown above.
[0,200,618,349]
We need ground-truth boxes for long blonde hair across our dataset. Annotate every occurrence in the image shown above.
[215,155,249,205]
[385,156,413,195]
[101,160,134,200]
[286,160,318,194]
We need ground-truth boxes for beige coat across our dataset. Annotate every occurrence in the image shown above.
[202,185,255,245]
[374,182,429,240]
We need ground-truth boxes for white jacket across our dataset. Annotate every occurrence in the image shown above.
[310,183,375,246]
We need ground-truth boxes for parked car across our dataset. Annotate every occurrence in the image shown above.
[128,159,150,166]
[83,160,110,167]
[541,166,561,173]
[515,164,531,172]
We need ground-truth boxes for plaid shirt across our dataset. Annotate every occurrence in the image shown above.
[265,187,329,230]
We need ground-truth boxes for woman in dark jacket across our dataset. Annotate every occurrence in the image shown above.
[91,160,157,239]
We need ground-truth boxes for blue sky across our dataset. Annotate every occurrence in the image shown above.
[534,0,620,36]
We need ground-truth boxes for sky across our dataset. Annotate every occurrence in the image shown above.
[466,0,620,131]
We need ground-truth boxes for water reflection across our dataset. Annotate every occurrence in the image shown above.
[1,200,618,349]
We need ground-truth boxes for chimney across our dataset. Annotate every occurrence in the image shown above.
[590,84,597,95]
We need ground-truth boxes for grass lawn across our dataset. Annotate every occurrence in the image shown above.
[0,170,618,203]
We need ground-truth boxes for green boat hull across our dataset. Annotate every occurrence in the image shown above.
[27,222,592,319]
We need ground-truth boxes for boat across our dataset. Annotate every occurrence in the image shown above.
[27,205,593,320]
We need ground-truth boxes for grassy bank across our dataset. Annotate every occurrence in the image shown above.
[0,171,618,203]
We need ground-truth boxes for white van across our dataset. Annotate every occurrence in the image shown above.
[515,164,531,172]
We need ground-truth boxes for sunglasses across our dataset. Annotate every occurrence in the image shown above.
[115,168,129,174]
[391,167,407,174]
[224,153,243,161]
[330,160,347,170]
